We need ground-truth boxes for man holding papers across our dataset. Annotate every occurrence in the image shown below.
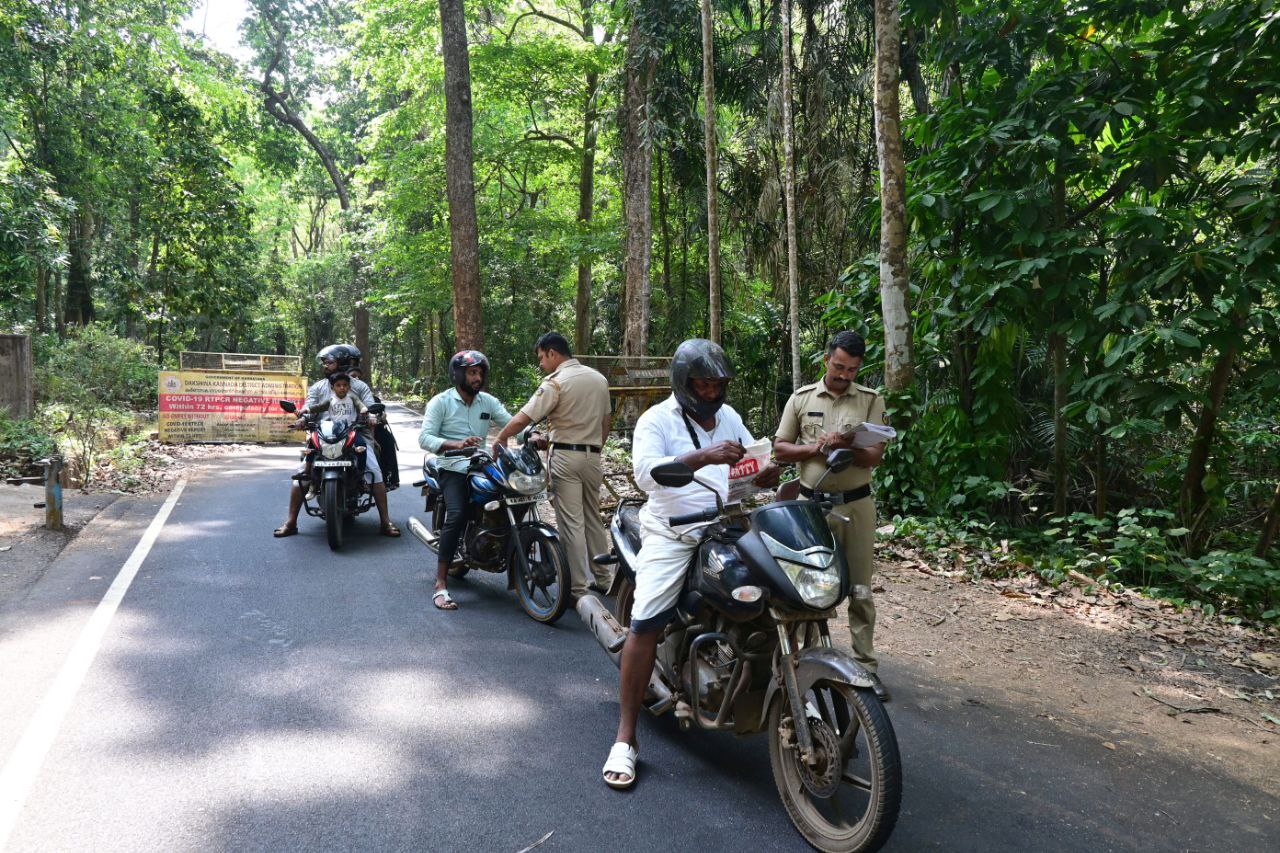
[773,330,894,701]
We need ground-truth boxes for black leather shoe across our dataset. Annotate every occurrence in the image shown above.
[868,673,892,703]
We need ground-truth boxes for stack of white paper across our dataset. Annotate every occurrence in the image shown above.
[843,422,897,448]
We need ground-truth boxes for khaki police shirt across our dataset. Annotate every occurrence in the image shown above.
[775,380,887,491]
[519,358,611,446]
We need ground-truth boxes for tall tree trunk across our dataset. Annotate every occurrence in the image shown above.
[35,267,48,334]
[1050,178,1068,517]
[439,0,485,351]
[873,0,913,392]
[657,148,673,339]
[53,271,65,340]
[574,69,600,354]
[621,19,654,360]
[901,24,931,117]
[1256,481,1280,559]
[1181,334,1239,553]
[1050,330,1068,516]
[701,0,723,345]
[65,209,95,327]
[780,0,802,389]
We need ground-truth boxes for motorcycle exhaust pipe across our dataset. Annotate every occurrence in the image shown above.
[576,594,627,655]
[576,596,676,713]
[407,515,437,548]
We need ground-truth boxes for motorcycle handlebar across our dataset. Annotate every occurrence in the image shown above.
[669,507,719,527]
[441,448,478,457]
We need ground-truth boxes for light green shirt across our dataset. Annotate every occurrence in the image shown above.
[418,388,513,473]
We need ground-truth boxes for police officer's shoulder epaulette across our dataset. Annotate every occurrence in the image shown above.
[794,381,821,395]
[851,382,880,396]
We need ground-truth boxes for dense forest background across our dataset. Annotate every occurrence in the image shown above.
[1,0,1277,621]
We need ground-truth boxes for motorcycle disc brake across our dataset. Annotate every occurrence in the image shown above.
[796,717,843,799]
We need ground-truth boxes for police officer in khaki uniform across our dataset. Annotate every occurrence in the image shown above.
[494,332,614,598]
[774,330,891,701]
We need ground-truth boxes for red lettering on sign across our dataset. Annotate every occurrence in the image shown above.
[729,458,760,479]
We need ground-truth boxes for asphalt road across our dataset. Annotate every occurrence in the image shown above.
[0,404,1275,852]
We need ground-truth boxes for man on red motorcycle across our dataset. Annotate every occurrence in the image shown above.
[273,363,400,538]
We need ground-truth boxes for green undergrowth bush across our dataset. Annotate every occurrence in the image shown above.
[29,327,161,488]
[886,513,1280,626]
[35,325,159,410]
[0,412,57,479]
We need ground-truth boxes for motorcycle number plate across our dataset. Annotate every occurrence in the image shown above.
[506,491,545,505]
[314,460,352,468]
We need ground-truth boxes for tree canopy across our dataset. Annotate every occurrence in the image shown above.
[1,0,1277,620]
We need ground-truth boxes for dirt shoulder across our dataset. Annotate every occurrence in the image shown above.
[872,544,1280,799]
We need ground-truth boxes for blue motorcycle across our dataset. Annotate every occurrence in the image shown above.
[408,443,571,623]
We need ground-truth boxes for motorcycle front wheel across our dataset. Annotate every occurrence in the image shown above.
[512,528,569,623]
[767,681,901,853]
[323,480,344,551]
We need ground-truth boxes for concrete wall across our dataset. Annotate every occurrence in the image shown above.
[0,334,34,418]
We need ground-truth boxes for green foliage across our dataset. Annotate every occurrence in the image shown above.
[36,326,159,410]
[0,411,56,479]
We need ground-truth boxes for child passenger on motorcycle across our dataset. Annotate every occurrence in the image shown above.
[272,373,401,538]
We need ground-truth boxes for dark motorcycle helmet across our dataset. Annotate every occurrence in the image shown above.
[449,349,490,393]
[316,343,361,372]
[671,338,735,421]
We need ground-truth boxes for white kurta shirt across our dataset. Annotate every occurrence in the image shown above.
[632,395,754,532]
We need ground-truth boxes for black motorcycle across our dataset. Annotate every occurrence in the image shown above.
[579,450,901,852]
[279,399,385,551]
[407,442,572,623]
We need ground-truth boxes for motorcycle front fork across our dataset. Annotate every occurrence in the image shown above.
[775,616,834,763]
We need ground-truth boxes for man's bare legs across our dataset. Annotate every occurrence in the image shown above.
[605,628,662,785]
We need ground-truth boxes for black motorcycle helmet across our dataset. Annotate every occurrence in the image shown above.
[316,343,361,372]
[449,350,490,393]
[671,338,735,421]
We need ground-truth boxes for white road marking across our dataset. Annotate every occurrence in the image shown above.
[0,479,187,850]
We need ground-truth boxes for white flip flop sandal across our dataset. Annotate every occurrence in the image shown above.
[432,589,458,610]
[602,742,638,790]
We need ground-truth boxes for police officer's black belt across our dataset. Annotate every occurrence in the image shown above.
[800,484,871,504]
[550,442,601,454]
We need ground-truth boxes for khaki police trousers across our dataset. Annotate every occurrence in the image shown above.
[828,496,878,673]
[549,448,612,597]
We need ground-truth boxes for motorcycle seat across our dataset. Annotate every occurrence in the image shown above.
[424,457,441,479]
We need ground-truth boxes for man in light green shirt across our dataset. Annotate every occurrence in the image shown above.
[418,350,512,610]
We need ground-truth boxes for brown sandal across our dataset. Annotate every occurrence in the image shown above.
[380,522,401,537]
[273,523,298,538]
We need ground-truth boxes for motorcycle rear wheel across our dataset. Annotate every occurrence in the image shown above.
[513,529,569,623]
[614,575,635,628]
[323,480,344,551]
[767,681,901,852]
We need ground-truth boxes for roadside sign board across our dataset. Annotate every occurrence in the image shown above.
[158,370,305,443]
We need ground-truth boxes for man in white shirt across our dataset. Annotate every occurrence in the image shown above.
[601,339,778,789]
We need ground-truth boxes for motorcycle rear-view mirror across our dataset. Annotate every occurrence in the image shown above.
[826,448,855,472]
[279,400,297,414]
[368,402,386,415]
[650,461,695,487]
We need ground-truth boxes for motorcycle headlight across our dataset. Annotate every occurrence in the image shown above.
[508,470,544,495]
[777,559,841,609]
[761,532,841,609]
[321,442,344,459]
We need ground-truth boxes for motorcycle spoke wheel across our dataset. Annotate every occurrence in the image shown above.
[514,531,569,624]
[768,681,901,853]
